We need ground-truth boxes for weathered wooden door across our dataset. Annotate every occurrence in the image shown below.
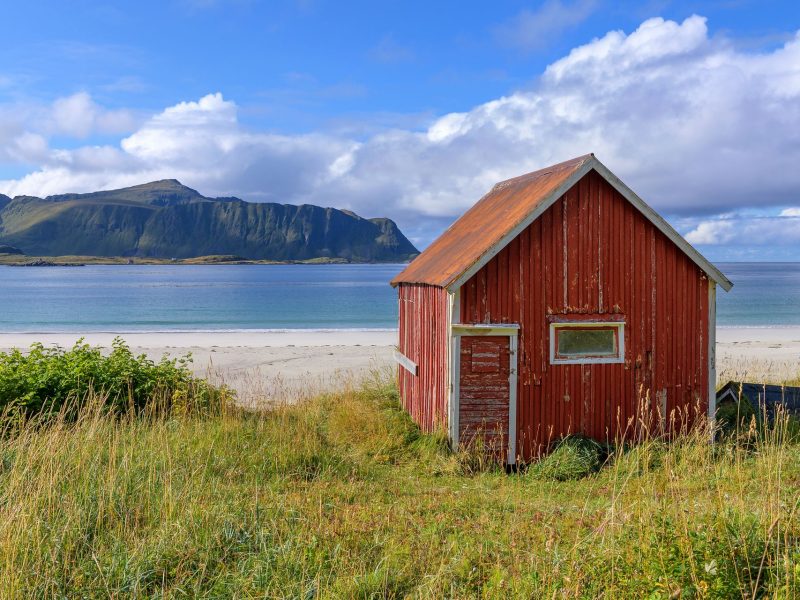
[457,335,514,463]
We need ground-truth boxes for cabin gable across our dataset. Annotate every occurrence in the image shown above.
[393,155,729,463]
[458,170,710,457]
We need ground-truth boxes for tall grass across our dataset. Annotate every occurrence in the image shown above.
[0,373,798,597]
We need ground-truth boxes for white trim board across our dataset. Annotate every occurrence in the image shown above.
[450,335,461,452]
[393,349,418,376]
[447,289,460,449]
[708,282,717,430]
[508,335,518,466]
[717,388,738,405]
[448,155,732,293]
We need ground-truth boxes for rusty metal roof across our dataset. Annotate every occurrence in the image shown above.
[391,154,594,288]
[391,153,733,292]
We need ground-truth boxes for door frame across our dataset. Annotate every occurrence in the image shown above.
[450,323,520,465]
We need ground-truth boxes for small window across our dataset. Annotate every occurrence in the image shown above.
[550,321,624,364]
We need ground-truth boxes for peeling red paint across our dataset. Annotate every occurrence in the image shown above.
[395,160,723,463]
[460,171,709,459]
[397,284,449,432]
[459,335,511,462]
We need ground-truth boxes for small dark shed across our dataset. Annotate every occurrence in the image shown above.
[391,154,733,464]
[717,381,800,420]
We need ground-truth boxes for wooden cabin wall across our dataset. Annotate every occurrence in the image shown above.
[460,170,710,459]
[397,283,450,432]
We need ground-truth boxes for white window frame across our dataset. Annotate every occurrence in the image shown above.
[549,321,625,365]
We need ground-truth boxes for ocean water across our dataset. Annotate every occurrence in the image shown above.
[0,264,405,332]
[0,262,797,332]
[715,263,800,327]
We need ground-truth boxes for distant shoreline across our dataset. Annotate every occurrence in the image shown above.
[0,254,413,266]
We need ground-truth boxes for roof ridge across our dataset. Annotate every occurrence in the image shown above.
[491,154,594,193]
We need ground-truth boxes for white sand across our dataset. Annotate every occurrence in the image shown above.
[0,330,397,407]
[717,327,800,382]
[1,327,797,406]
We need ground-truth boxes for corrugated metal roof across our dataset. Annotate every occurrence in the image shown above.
[392,155,593,288]
[391,154,733,291]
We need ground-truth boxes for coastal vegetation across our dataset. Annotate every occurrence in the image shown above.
[0,339,226,423]
[0,344,798,598]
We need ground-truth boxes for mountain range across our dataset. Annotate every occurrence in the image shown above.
[0,180,418,262]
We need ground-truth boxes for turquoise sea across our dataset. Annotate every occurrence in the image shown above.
[0,263,797,332]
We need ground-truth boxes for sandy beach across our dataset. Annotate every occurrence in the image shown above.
[0,330,397,406]
[1,327,797,405]
[717,327,800,382]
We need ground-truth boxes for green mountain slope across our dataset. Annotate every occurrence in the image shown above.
[0,181,419,262]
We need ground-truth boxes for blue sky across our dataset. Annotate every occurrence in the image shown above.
[1,0,799,260]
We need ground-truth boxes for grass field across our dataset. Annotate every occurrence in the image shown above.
[0,369,799,598]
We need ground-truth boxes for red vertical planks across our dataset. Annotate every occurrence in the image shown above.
[396,168,712,461]
[397,283,449,433]
[458,170,710,460]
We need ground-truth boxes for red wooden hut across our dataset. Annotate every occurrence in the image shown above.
[391,154,732,464]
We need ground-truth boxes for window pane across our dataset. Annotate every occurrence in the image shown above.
[557,328,616,357]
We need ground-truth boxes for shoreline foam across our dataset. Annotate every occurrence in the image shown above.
[0,327,398,335]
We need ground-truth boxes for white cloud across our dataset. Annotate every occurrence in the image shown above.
[0,91,136,163]
[494,0,599,52]
[50,92,135,138]
[684,219,737,244]
[1,15,800,249]
[0,92,354,201]
[685,215,800,245]
[6,132,49,163]
[121,93,238,162]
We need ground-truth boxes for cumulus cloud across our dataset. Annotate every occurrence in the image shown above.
[1,15,800,249]
[49,92,135,138]
[0,92,354,200]
[685,215,800,245]
[5,132,49,163]
[0,91,136,167]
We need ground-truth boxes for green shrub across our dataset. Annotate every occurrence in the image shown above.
[529,435,602,481]
[0,337,227,422]
[715,393,757,434]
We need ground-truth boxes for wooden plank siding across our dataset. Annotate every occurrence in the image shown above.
[459,171,710,460]
[458,335,511,461]
[397,283,449,432]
